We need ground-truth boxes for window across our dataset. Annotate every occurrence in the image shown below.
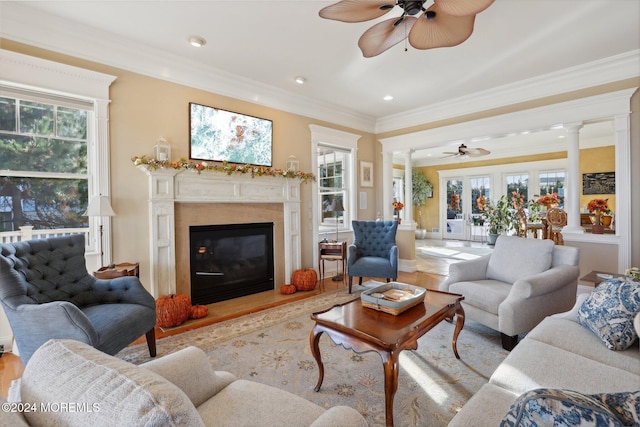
[0,92,90,232]
[318,145,351,237]
[539,171,565,207]
[506,174,529,208]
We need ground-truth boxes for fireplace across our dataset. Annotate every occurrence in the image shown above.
[190,222,275,304]
[140,167,301,298]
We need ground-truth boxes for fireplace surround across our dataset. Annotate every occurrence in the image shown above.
[140,167,302,298]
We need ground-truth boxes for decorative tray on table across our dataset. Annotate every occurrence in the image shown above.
[361,282,426,315]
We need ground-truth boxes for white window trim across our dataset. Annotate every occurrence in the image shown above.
[309,125,359,267]
[1,49,117,264]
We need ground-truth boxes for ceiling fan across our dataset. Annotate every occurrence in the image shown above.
[319,0,494,58]
[443,144,490,158]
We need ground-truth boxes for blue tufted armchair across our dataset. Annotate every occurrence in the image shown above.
[0,234,156,365]
[347,220,399,293]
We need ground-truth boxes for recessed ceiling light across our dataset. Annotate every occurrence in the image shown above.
[383,95,393,101]
[189,36,206,47]
[295,76,306,85]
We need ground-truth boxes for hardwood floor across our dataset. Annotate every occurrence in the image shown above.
[0,249,454,399]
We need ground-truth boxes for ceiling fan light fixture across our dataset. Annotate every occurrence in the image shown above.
[188,36,206,48]
[424,10,436,20]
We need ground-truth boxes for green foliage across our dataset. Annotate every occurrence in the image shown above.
[411,168,433,207]
[408,168,433,229]
[482,195,516,234]
[0,96,88,231]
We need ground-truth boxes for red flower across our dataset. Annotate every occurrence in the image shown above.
[587,198,610,213]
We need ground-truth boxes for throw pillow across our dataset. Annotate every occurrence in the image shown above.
[577,277,640,350]
[598,391,640,426]
[500,388,627,427]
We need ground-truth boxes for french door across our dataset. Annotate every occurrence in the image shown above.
[444,178,465,240]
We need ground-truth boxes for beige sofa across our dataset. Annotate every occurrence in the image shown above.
[448,291,640,426]
[1,339,367,427]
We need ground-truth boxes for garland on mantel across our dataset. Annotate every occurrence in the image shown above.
[132,155,316,183]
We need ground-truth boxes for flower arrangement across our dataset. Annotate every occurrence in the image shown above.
[587,198,611,214]
[392,201,404,211]
[132,155,316,183]
[476,195,487,212]
[536,192,560,207]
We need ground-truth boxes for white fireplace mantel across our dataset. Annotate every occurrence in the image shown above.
[140,166,302,297]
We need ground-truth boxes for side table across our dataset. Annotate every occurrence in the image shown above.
[579,270,625,287]
[94,262,140,279]
[318,241,347,284]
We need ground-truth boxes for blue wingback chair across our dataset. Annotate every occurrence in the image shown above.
[0,234,156,365]
[347,220,399,293]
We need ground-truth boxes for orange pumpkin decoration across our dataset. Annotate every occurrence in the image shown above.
[280,284,297,295]
[156,294,191,328]
[291,268,318,291]
[189,305,209,319]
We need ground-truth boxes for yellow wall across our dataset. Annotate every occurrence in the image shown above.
[0,40,376,289]
[579,146,616,213]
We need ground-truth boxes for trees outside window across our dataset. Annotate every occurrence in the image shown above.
[0,95,89,232]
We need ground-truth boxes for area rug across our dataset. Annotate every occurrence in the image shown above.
[117,285,508,427]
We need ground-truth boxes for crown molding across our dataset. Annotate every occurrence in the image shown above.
[375,50,640,134]
[0,2,377,133]
[1,2,637,137]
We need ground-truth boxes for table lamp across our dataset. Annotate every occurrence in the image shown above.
[85,195,116,266]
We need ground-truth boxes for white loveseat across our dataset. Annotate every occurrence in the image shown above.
[448,283,640,426]
[1,339,368,427]
[440,235,580,350]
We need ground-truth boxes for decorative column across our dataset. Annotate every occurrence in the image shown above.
[562,122,585,234]
[382,151,394,219]
[403,150,414,225]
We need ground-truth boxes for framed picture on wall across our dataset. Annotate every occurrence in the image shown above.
[582,171,615,195]
[360,162,373,187]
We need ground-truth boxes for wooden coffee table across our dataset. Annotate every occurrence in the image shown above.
[309,289,465,427]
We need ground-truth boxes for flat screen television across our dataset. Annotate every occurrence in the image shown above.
[189,102,273,167]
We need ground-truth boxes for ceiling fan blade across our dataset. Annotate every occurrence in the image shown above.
[319,0,397,23]
[358,16,417,58]
[434,0,494,17]
[464,147,491,157]
[408,4,475,50]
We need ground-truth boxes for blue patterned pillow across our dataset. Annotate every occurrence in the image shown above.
[500,388,633,427]
[577,277,640,350]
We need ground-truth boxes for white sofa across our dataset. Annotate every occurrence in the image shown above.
[1,339,368,427]
[448,285,640,426]
[440,235,580,350]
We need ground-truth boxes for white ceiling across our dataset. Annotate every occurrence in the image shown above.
[1,0,638,163]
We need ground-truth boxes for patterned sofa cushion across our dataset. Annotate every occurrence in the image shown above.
[500,388,639,427]
[578,277,640,350]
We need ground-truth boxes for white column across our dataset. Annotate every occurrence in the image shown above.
[613,113,632,272]
[562,122,585,234]
[382,151,394,219]
[403,150,414,225]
